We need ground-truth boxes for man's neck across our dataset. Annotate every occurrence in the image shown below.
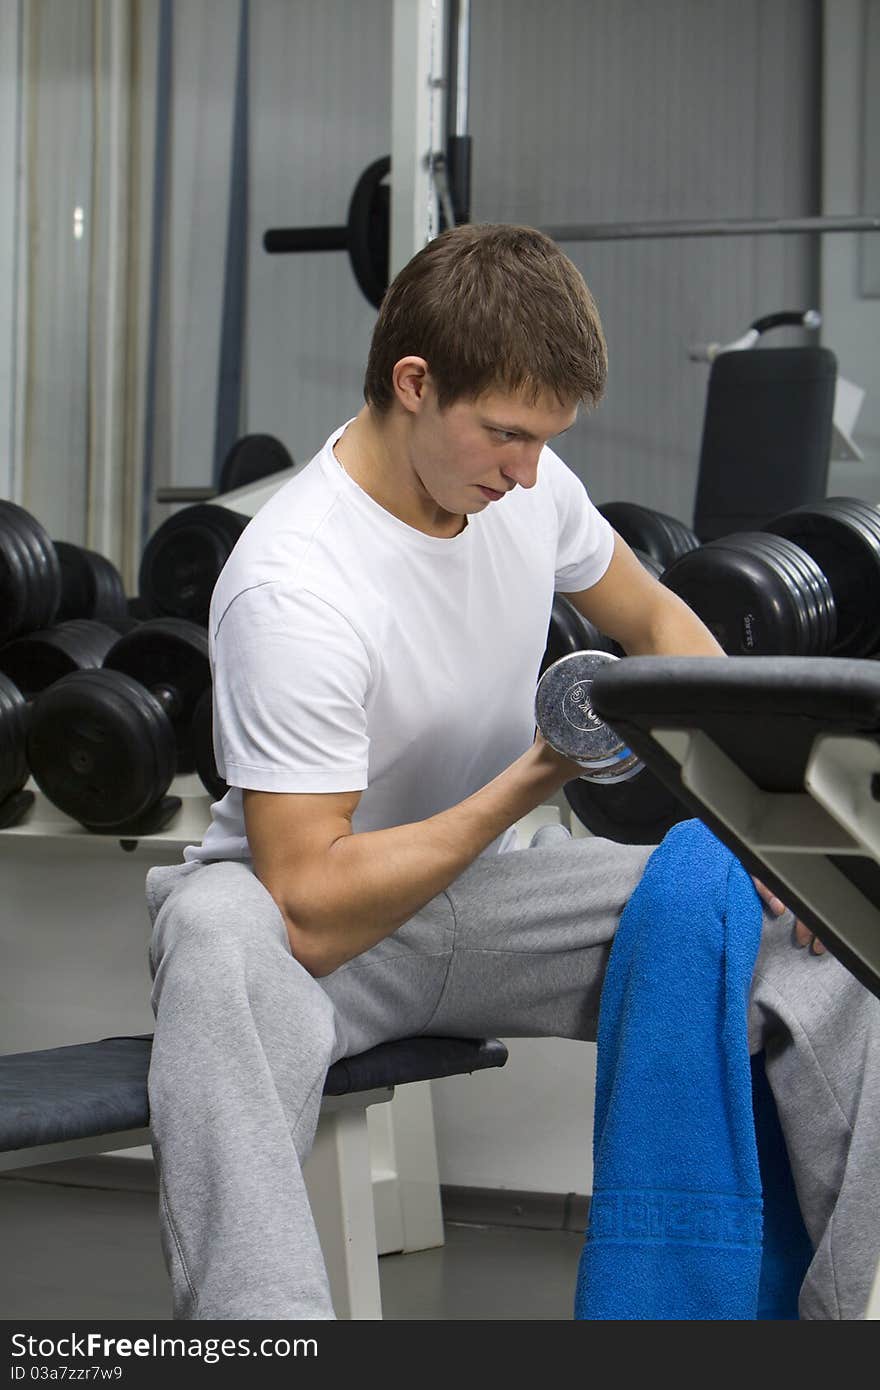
[333,406,465,538]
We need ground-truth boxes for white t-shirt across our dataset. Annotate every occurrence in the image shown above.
[183,420,615,864]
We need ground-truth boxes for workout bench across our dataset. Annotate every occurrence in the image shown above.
[0,1032,507,1319]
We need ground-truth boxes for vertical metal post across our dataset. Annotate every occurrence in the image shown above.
[389,0,446,277]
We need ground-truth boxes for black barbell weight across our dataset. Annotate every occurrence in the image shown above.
[0,619,121,829]
[138,503,251,627]
[0,501,62,645]
[598,501,701,570]
[53,541,130,631]
[264,155,390,310]
[26,618,211,834]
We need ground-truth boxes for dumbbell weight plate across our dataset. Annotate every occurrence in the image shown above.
[764,498,880,657]
[27,668,177,832]
[138,504,250,625]
[539,594,614,679]
[54,542,129,630]
[103,618,210,773]
[661,536,811,655]
[0,620,121,699]
[191,686,228,801]
[0,501,62,643]
[535,650,643,783]
[735,532,830,656]
[0,671,29,804]
[598,502,700,570]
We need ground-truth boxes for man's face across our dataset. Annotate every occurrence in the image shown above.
[408,384,579,519]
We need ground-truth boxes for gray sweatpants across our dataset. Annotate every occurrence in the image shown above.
[145,826,880,1321]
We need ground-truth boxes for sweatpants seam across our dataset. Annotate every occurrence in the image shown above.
[420,891,458,1034]
[159,1175,200,1316]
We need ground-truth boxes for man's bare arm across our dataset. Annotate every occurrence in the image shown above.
[244,735,581,979]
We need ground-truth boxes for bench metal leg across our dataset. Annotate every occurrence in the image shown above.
[303,1090,392,1320]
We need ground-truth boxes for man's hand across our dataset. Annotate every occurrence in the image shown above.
[751,877,827,955]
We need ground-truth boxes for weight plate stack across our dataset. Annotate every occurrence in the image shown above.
[103,617,211,773]
[0,620,120,699]
[661,531,833,655]
[0,500,62,645]
[54,541,129,631]
[138,504,250,626]
[763,497,880,657]
[27,667,178,833]
[598,501,701,570]
[191,685,228,801]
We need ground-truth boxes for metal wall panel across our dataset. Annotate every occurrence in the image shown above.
[245,0,393,467]
[466,0,821,525]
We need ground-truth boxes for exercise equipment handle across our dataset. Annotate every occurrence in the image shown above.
[263,226,348,254]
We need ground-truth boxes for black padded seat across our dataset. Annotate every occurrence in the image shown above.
[0,1034,508,1154]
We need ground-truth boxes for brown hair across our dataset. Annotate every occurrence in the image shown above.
[363,223,608,414]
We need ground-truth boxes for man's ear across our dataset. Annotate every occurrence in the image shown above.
[391,356,431,414]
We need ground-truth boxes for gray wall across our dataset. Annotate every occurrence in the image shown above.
[246,0,821,527]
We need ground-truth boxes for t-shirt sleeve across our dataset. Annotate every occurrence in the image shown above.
[210,583,373,793]
[545,446,616,591]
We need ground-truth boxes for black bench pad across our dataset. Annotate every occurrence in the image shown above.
[0,1034,508,1153]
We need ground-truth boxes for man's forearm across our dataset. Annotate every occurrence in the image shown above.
[283,742,573,976]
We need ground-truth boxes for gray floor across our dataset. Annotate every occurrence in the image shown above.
[0,1159,583,1320]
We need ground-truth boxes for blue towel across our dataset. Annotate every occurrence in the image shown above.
[574,818,811,1320]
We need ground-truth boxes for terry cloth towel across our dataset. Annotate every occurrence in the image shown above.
[574,817,810,1320]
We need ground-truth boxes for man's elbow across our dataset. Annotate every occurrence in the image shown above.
[282,910,344,978]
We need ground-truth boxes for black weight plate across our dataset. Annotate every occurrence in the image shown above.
[758,530,836,655]
[138,504,250,625]
[0,508,35,643]
[27,668,175,831]
[0,620,119,699]
[104,617,210,773]
[660,515,701,563]
[661,537,802,654]
[347,155,390,310]
[219,434,294,494]
[598,502,672,567]
[54,541,129,628]
[564,766,690,846]
[0,502,62,633]
[191,685,228,801]
[720,532,815,655]
[540,594,613,678]
[0,670,29,800]
[764,498,880,657]
[735,532,818,657]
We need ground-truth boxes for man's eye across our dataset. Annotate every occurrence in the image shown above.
[492,429,517,441]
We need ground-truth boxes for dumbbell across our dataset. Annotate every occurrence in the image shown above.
[26,617,215,834]
[660,497,880,658]
[53,541,130,631]
[137,504,251,626]
[536,647,691,847]
[598,501,701,571]
[535,650,644,783]
[0,619,122,829]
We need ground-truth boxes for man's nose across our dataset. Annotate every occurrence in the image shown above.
[501,446,541,490]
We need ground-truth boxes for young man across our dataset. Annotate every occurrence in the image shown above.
[146,224,879,1320]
